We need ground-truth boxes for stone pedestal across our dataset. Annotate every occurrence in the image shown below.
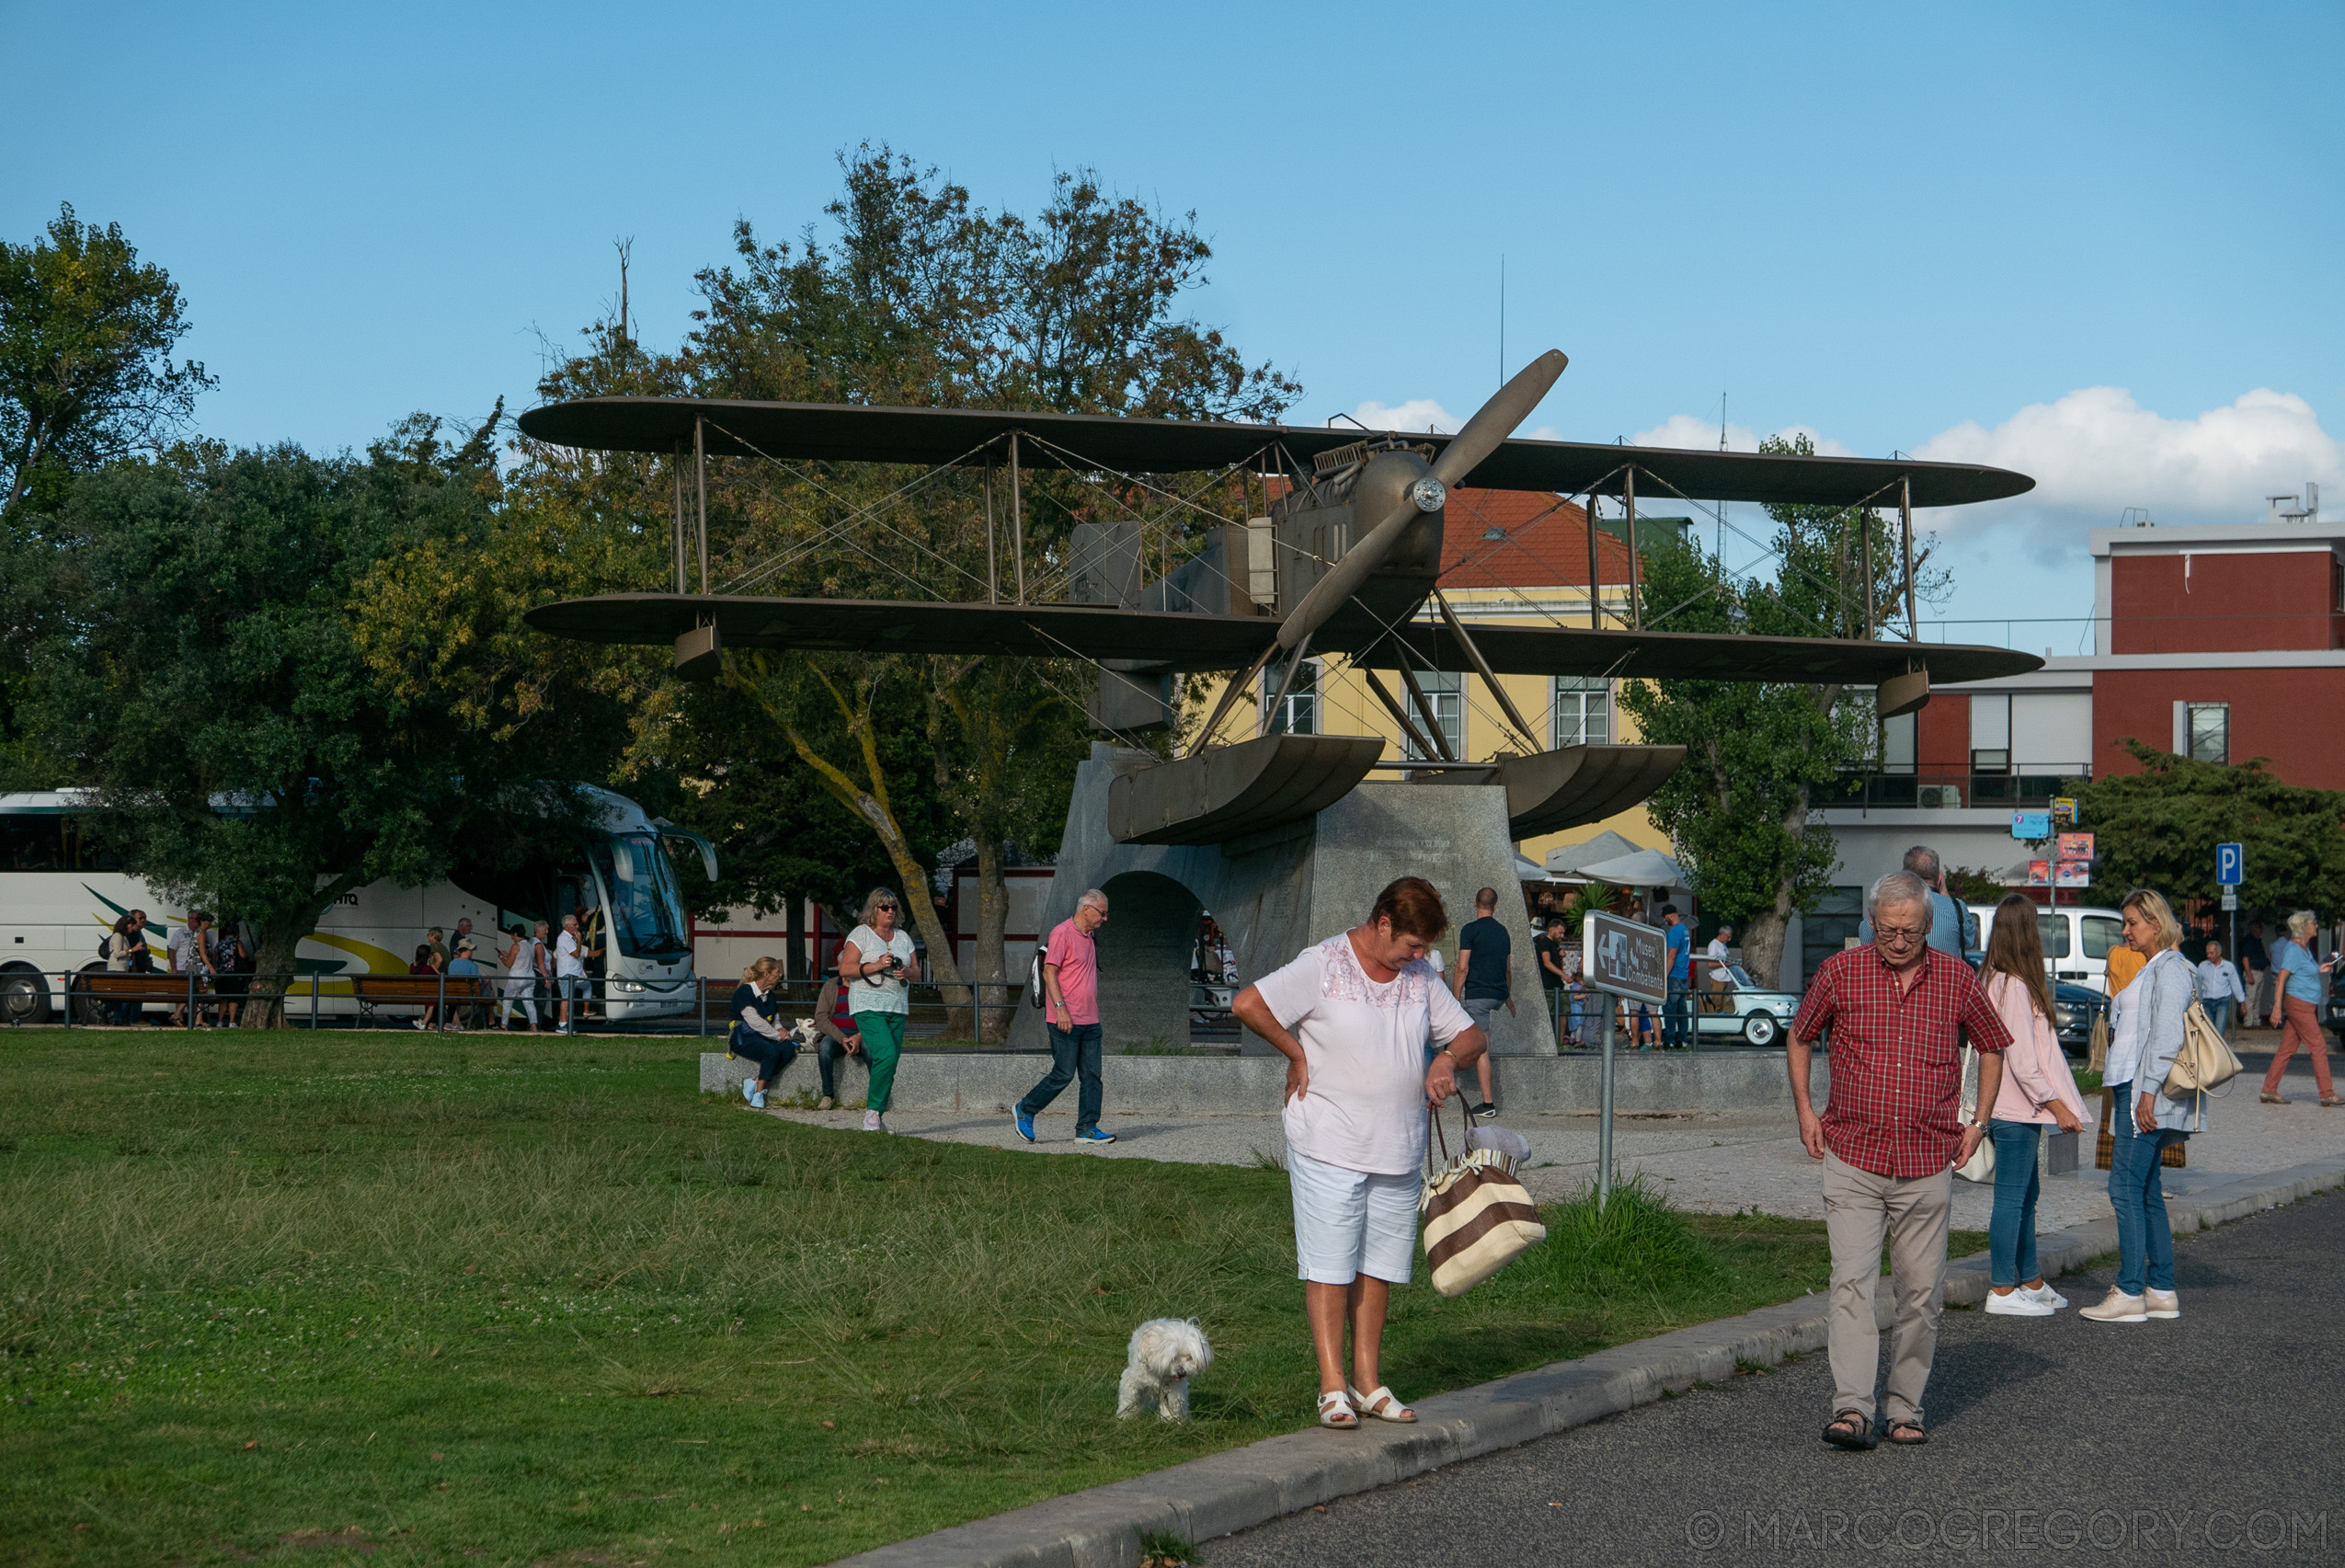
[1010,744,1559,1059]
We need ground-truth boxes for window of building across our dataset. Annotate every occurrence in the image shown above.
[1404,670,1463,761]
[1264,657,1317,736]
[2187,702,2228,764]
[1552,676,1610,749]
[1802,886,1866,989]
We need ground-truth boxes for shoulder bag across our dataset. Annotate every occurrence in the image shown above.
[1954,1042,1995,1183]
[2162,996,2243,1100]
[1421,1099,1546,1297]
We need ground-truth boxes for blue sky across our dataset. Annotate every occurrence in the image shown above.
[6,0,2339,647]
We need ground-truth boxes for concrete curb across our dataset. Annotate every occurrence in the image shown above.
[834,1152,2345,1568]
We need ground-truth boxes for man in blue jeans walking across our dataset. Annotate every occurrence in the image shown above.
[1015,888,1116,1145]
[1661,904,1693,1048]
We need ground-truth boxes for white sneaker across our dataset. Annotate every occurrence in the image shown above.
[2079,1288,2148,1323]
[2022,1282,2069,1310]
[749,1089,767,1109]
[2144,1288,2179,1320]
[863,1111,887,1133]
[740,1079,757,1104]
[1985,1289,2055,1316]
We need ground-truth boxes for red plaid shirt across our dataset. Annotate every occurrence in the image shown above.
[1791,944,2011,1178]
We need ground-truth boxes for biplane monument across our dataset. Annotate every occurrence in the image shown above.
[520,350,2038,1054]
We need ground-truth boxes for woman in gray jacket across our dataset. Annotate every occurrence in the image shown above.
[2082,888,2198,1324]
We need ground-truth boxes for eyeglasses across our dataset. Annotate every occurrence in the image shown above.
[1874,924,1927,944]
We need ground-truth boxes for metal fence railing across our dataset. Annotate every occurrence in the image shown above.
[1,967,1045,1036]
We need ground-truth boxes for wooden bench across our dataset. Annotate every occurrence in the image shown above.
[350,974,499,1028]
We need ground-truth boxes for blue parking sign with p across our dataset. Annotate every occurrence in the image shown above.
[2216,842,2244,886]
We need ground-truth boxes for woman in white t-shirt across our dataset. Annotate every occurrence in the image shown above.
[498,921,544,1031]
[1231,876,1487,1431]
[836,887,920,1133]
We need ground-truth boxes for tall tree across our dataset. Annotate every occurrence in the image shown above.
[681,147,1297,1022]
[16,423,577,1020]
[1617,434,1947,985]
[2070,740,2345,916]
[1,204,213,516]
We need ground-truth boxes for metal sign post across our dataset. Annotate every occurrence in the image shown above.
[2217,842,2244,983]
[1581,910,1669,1208]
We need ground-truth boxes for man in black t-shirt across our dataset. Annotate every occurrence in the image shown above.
[2240,921,2271,1021]
[1450,887,1514,1119]
[1533,918,1565,1046]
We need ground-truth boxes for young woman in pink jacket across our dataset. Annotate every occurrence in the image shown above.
[1979,896,2089,1317]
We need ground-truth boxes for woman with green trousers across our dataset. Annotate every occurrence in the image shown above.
[838,887,918,1133]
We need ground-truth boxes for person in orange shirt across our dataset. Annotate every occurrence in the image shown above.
[2106,941,2146,997]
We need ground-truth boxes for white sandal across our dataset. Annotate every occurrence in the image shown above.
[1347,1384,1417,1423]
[1316,1390,1359,1429]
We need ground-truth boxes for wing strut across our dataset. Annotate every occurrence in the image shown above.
[1432,589,1542,754]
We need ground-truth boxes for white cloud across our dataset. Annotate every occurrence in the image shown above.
[1914,386,2341,524]
[1348,397,1461,435]
[1631,413,1853,456]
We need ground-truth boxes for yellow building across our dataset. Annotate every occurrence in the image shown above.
[1190,486,1679,876]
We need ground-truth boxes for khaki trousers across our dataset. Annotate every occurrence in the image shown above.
[1822,1150,1951,1428]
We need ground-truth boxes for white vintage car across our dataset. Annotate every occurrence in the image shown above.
[1692,965,1801,1047]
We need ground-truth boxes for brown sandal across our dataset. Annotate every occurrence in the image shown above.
[1886,1419,1928,1446]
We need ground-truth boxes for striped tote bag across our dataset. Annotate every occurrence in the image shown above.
[1420,1102,1547,1297]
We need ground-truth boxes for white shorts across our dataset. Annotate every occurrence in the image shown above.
[1288,1148,1418,1286]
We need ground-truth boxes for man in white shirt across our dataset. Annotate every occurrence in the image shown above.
[168,911,213,1027]
[2194,940,2246,1042]
[554,913,591,1036]
[1705,923,1734,1013]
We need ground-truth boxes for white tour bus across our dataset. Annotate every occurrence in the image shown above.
[0,785,715,1025]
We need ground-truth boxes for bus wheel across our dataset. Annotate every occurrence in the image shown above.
[70,965,110,1024]
[0,965,53,1026]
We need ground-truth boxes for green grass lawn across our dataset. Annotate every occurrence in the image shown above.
[0,1029,1978,1567]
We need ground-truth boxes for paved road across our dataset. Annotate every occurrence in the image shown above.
[1204,1190,2345,1568]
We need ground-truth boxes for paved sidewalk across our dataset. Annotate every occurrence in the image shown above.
[767,1082,2345,1234]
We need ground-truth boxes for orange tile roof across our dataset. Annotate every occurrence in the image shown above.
[1439,487,1631,590]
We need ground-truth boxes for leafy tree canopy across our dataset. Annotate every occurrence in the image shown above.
[2070,739,2345,917]
[1618,433,1949,986]
[13,422,593,1011]
[1,203,213,516]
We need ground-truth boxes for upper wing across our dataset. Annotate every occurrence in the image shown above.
[1358,621,2042,685]
[523,594,1277,670]
[515,396,2032,508]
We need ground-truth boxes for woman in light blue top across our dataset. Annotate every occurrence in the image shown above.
[2260,910,2338,1106]
[2081,888,2198,1325]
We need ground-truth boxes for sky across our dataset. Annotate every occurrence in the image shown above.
[6,0,2339,651]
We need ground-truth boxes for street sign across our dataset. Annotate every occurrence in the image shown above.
[1581,911,1668,1006]
[2055,860,2092,888]
[2216,842,2244,886]
[2057,831,2095,861]
[2222,889,2238,910]
[2027,859,2052,886]
[2011,809,2052,840]
[2052,796,2078,825]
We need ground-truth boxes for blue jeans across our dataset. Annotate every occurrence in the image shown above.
[2203,997,2233,1038]
[1986,1120,2042,1287]
[2106,1081,2184,1296]
[1664,977,1692,1047]
[1021,1022,1104,1134]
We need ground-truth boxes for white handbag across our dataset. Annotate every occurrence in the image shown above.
[1954,1043,1996,1183]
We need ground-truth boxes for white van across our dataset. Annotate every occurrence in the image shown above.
[1968,901,2127,994]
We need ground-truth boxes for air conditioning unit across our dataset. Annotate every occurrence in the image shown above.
[1917,784,1963,809]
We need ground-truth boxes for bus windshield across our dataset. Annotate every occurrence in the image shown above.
[591,833,692,958]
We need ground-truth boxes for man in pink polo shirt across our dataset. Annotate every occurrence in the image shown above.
[1013,888,1115,1145]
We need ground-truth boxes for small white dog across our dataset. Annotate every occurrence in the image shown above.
[1117,1318,1212,1422]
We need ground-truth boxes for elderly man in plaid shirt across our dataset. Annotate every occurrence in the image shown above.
[1788,870,2011,1450]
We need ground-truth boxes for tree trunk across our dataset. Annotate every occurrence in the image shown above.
[974,833,1011,1041]
[1741,755,1824,991]
[246,877,360,1028]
